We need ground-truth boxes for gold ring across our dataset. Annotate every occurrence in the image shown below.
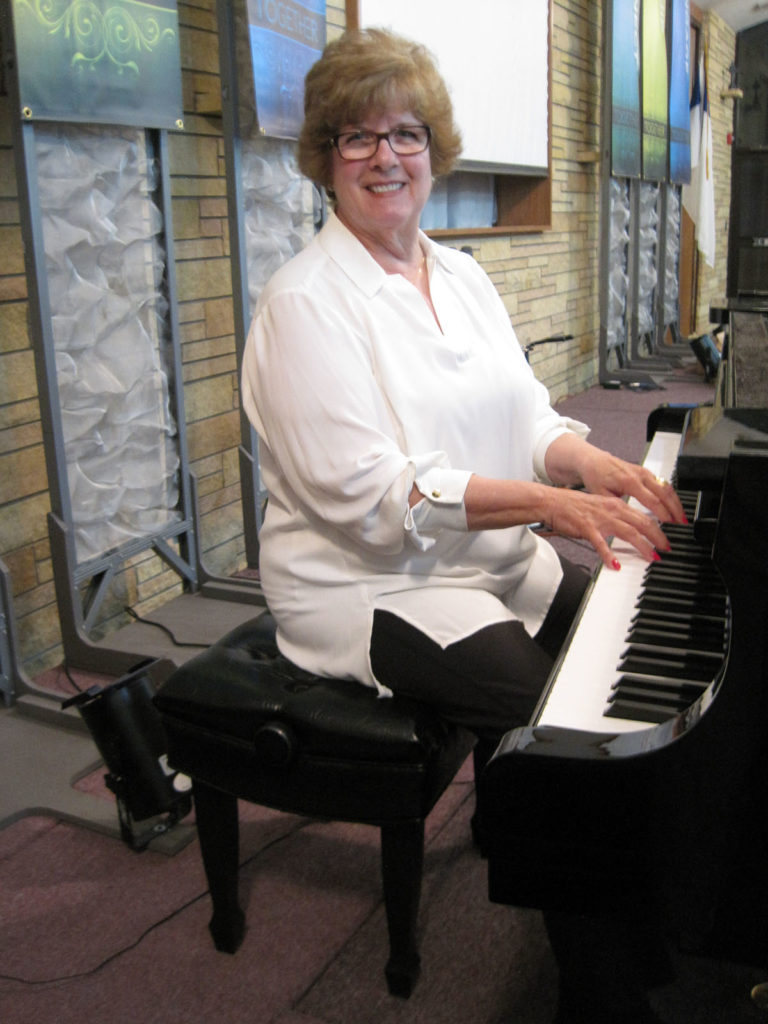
[655,476,667,486]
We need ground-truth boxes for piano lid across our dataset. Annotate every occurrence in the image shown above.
[677,405,768,489]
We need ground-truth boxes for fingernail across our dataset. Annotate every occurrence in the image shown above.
[612,559,621,571]
[652,551,662,561]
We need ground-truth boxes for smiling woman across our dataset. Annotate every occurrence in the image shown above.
[328,108,434,280]
[240,22,683,712]
[239,35,686,1015]
[297,28,461,183]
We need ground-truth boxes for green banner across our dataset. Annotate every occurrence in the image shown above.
[12,0,183,129]
[641,0,669,181]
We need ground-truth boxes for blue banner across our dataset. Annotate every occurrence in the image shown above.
[611,0,642,178]
[668,0,691,184]
[248,0,326,140]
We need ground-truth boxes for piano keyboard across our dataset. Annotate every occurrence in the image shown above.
[536,431,729,734]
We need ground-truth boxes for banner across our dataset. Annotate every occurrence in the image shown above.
[682,51,716,267]
[12,0,183,129]
[611,0,642,178]
[641,0,668,181]
[248,0,326,140]
[668,0,691,184]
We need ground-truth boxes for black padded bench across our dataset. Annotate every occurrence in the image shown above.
[153,614,475,997]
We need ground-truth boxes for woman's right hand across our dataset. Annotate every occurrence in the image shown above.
[541,486,670,570]
[461,474,672,571]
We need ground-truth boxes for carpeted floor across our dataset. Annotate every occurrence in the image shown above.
[3,357,767,1024]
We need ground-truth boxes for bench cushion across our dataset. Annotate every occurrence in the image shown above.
[154,615,475,823]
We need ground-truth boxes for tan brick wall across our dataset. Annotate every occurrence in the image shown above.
[0,86,56,676]
[0,0,737,676]
[695,10,737,330]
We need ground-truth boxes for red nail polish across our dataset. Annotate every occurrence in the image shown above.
[652,551,662,562]
[612,559,621,571]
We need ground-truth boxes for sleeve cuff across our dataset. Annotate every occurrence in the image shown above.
[404,467,472,551]
[532,418,590,483]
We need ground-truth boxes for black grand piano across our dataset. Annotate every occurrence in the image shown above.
[480,311,768,963]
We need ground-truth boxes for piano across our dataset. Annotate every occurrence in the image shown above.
[481,311,768,961]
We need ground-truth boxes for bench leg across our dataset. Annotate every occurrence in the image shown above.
[380,819,424,998]
[192,780,246,953]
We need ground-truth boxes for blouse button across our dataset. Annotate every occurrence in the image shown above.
[431,489,441,498]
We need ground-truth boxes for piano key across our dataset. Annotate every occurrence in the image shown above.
[618,650,722,681]
[604,697,691,724]
[605,676,709,722]
[535,430,728,734]
[626,626,725,653]
[610,675,710,699]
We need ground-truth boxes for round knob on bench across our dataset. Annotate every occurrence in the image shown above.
[252,721,296,768]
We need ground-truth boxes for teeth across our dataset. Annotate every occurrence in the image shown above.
[369,183,402,193]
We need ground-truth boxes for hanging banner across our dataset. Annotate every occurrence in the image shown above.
[11,0,184,129]
[248,0,326,140]
[641,0,669,181]
[611,0,642,178]
[668,0,691,184]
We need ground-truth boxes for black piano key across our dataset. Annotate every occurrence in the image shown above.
[599,492,729,725]
[604,698,681,724]
[618,650,719,682]
[631,608,725,627]
[605,678,707,723]
[637,592,728,616]
[629,614,725,641]
[645,575,724,594]
[635,606,727,629]
[627,626,725,654]
[646,566,722,584]
[610,676,709,701]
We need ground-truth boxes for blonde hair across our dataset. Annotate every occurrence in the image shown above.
[298,28,462,191]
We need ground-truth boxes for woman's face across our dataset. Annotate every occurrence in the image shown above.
[330,109,432,242]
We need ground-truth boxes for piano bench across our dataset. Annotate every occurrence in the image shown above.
[153,613,475,999]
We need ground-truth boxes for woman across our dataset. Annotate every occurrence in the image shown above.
[241,27,683,741]
[241,31,678,1022]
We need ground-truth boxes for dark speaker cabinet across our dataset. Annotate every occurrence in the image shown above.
[727,22,768,299]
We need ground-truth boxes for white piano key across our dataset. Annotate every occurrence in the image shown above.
[537,431,683,734]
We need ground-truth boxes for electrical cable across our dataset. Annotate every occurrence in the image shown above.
[60,662,84,692]
[123,606,205,648]
[0,818,314,987]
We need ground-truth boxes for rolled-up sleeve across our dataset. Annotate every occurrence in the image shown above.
[405,465,473,552]
[242,287,471,555]
[529,377,590,483]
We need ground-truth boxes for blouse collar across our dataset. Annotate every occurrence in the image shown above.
[318,210,455,298]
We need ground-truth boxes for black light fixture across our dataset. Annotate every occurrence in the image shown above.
[63,664,191,850]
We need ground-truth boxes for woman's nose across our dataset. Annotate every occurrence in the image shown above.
[370,135,399,165]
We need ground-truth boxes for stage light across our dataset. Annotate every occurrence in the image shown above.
[63,664,191,850]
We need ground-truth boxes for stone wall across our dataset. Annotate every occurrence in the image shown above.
[696,8,737,328]
[0,0,735,676]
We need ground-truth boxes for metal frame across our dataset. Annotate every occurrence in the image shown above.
[2,4,264,676]
[598,0,687,387]
[216,0,265,568]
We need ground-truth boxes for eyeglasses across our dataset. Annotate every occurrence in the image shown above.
[331,125,431,161]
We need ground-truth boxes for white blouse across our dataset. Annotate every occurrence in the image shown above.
[241,212,588,694]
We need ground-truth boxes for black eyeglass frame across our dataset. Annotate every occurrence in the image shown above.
[330,125,431,160]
